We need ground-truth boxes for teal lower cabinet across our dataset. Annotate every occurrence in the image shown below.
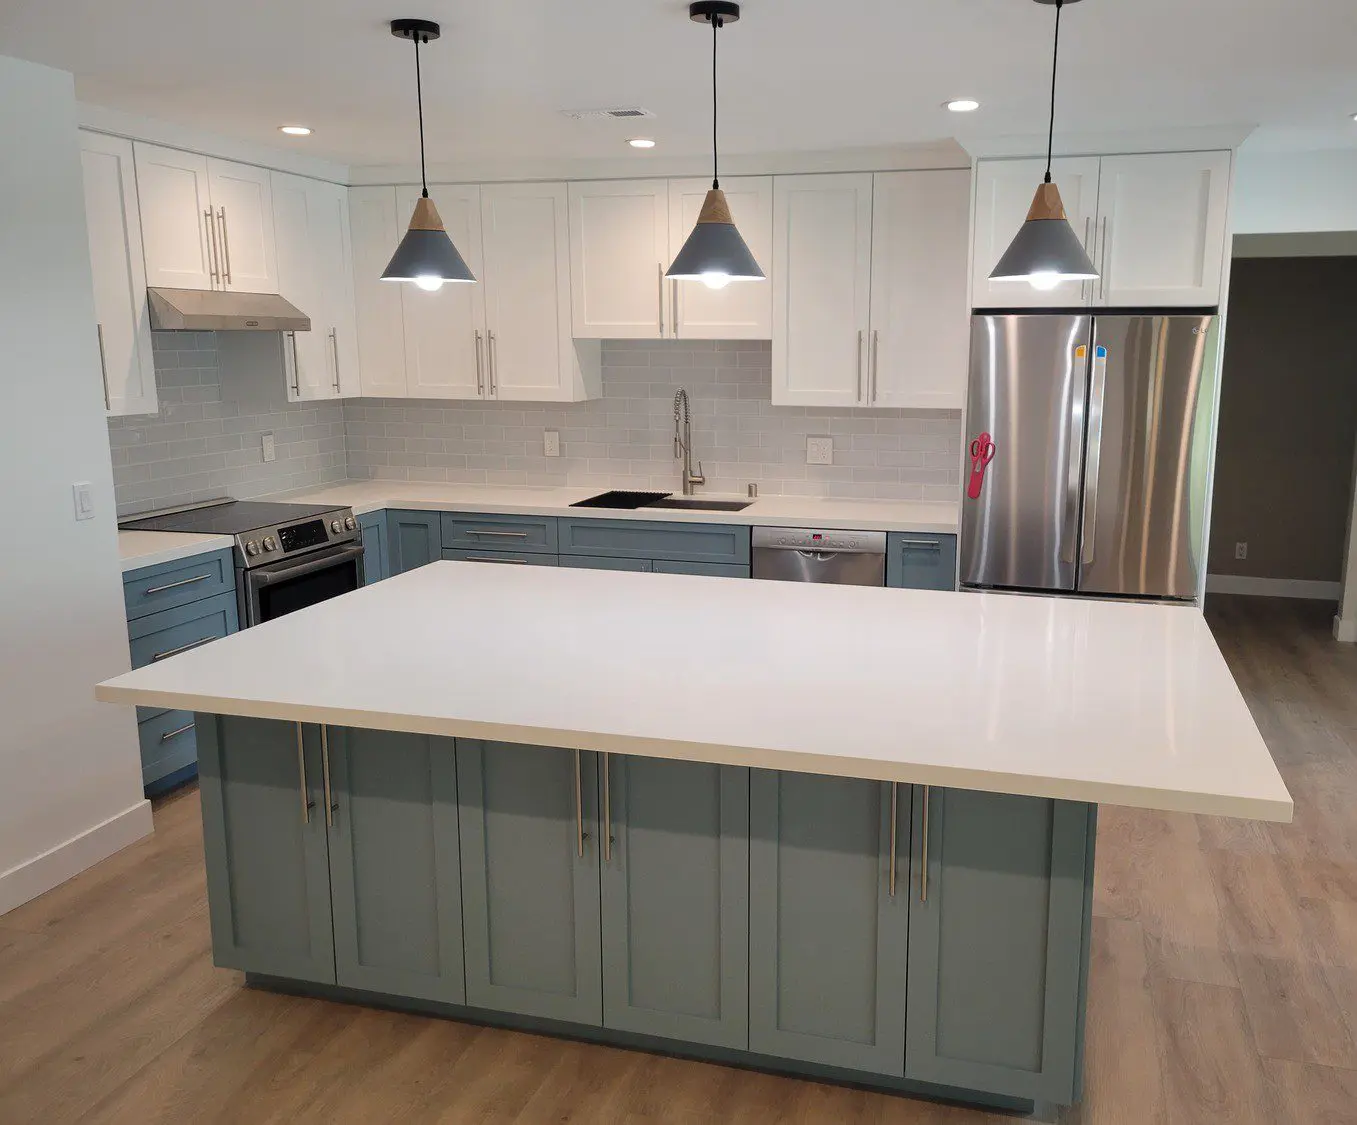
[886,533,958,590]
[749,771,908,1075]
[559,554,652,572]
[387,510,442,575]
[905,787,1095,1105]
[442,548,559,567]
[325,727,465,1004]
[197,715,336,984]
[600,756,749,1049]
[358,511,389,583]
[652,559,750,578]
[456,740,603,1024]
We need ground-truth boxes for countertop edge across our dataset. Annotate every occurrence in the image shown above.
[119,535,235,574]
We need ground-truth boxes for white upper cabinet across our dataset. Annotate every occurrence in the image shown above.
[481,182,597,402]
[568,180,670,338]
[397,184,485,400]
[971,157,1101,310]
[771,173,874,408]
[1094,151,1232,307]
[869,171,971,410]
[272,172,359,401]
[80,132,157,417]
[134,143,215,291]
[668,176,773,340]
[348,186,408,398]
[207,160,278,293]
[134,142,279,293]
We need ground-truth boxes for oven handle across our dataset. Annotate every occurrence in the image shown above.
[249,540,366,588]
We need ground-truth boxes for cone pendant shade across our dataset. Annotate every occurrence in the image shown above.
[989,182,1098,286]
[382,195,475,287]
[666,188,765,285]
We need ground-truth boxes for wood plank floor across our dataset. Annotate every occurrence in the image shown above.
[2,594,1356,1123]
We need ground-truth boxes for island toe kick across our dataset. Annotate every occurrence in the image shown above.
[198,714,1097,1113]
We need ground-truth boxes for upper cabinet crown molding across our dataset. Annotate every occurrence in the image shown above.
[971,150,1232,310]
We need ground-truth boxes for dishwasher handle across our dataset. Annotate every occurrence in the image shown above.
[752,527,887,555]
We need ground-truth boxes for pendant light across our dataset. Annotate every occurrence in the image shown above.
[666,1,765,290]
[381,18,475,291]
[989,0,1098,292]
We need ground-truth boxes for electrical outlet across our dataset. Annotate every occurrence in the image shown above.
[72,481,94,521]
[1235,541,1248,560]
[543,429,561,458]
[261,432,276,463]
[806,436,833,466]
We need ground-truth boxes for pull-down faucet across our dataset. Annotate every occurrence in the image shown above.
[673,388,705,496]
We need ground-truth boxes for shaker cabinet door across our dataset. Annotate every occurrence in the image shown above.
[207,157,279,294]
[348,186,408,397]
[385,510,442,575]
[568,180,670,339]
[133,142,215,291]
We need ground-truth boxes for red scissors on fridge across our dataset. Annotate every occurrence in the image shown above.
[967,433,996,499]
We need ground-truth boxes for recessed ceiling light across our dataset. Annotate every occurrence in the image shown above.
[628,137,656,149]
[945,99,981,113]
[279,125,312,136]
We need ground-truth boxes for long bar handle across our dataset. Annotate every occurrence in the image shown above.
[321,725,336,827]
[657,264,664,337]
[329,328,341,394]
[888,782,898,897]
[144,572,211,595]
[856,330,864,402]
[204,209,220,284]
[1098,216,1109,303]
[295,723,311,825]
[488,330,498,396]
[287,331,301,396]
[871,330,880,404]
[1081,345,1108,566]
[574,749,585,858]
[96,324,111,409]
[160,720,195,743]
[469,529,529,539]
[898,538,942,550]
[671,279,679,338]
[217,207,232,286]
[603,753,612,862]
[464,555,528,564]
[920,784,930,903]
[151,635,214,662]
[474,330,485,396]
[1081,217,1093,303]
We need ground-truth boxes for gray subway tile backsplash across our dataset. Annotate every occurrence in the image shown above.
[108,337,962,512]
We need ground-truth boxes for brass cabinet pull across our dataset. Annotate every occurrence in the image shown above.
[603,753,613,862]
[217,207,232,286]
[296,723,310,825]
[321,725,336,827]
[888,782,898,897]
[574,749,585,857]
[144,572,211,596]
[920,784,930,903]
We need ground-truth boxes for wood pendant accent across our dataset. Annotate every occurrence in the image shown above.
[1025,182,1068,222]
[696,188,734,226]
[407,195,446,232]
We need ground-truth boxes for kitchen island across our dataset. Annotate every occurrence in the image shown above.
[95,563,1291,1116]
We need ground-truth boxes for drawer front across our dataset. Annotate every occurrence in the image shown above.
[123,549,234,620]
[129,591,238,669]
[559,554,653,573]
[652,560,750,579]
[138,709,199,787]
[442,513,557,555]
[442,548,560,568]
[559,518,751,565]
[886,533,958,591]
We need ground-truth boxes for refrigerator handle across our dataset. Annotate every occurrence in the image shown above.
[1081,345,1109,566]
[1063,344,1088,564]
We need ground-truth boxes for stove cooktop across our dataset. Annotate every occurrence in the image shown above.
[120,500,346,536]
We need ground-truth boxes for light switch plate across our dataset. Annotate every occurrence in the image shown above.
[261,432,276,462]
[543,429,561,458]
[72,481,94,521]
[806,436,833,466]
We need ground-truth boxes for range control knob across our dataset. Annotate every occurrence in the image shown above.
[331,519,343,534]
[262,536,278,552]
[344,516,357,531]
[245,540,260,557]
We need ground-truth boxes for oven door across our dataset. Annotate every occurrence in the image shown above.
[242,540,366,627]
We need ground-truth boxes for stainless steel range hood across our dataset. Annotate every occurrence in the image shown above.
[147,287,311,332]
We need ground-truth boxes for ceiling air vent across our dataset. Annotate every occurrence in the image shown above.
[560,107,655,120]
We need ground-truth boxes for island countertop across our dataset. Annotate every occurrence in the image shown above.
[94,562,1292,822]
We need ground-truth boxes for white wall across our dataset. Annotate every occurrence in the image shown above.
[0,55,151,914]
[1232,148,1357,235]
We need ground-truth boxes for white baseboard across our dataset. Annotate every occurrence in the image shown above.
[0,800,153,916]
[1206,574,1342,601]
[1335,616,1357,643]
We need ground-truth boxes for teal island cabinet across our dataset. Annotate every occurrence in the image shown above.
[193,715,1094,1115]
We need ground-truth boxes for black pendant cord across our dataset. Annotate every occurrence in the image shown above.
[711,15,721,190]
[1044,0,1063,184]
[415,32,429,197]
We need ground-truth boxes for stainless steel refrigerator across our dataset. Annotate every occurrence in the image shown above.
[960,313,1220,600]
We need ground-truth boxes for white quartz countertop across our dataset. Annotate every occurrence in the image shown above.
[96,562,1291,822]
[118,530,234,573]
[270,480,960,534]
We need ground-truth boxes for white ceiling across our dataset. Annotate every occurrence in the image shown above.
[1,0,1354,169]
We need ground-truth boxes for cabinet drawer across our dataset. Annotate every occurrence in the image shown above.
[558,518,751,565]
[652,560,750,579]
[138,709,198,788]
[886,533,957,591]
[558,554,652,573]
[128,592,238,721]
[442,549,559,567]
[442,513,557,555]
[123,549,234,619]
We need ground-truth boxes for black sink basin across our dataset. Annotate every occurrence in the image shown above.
[646,497,754,512]
[571,489,672,510]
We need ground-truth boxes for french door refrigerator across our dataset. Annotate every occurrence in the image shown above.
[960,313,1219,600]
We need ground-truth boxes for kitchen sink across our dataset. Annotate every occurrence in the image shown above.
[646,497,754,512]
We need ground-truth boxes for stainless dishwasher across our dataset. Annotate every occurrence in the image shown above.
[752,527,887,586]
